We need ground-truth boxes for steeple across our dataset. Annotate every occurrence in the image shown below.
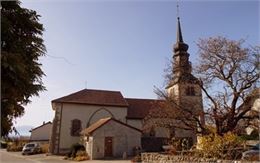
[177,17,183,43]
[166,3,200,89]
[165,3,205,138]
[174,17,189,53]
[171,16,191,78]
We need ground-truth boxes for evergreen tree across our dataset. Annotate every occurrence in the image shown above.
[1,1,46,136]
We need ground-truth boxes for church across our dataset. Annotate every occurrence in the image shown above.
[49,17,204,159]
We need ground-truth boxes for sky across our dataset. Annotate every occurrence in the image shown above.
[15,0,259,135]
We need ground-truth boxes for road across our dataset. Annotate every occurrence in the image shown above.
[0,149,66,163]
[0,149,131,163]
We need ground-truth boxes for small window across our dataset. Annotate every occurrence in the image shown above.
[186,86,195,96]
[71,119,81,136]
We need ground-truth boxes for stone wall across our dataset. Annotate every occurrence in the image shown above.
[141,153,259,163]
[141,152,216,163]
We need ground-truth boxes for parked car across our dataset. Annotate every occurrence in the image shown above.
[22,142,41,155]
[242,143,260,161]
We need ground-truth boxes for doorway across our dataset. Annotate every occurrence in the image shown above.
[104,137,113,157]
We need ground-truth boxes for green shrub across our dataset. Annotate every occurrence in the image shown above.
[68,143,85,158]
[6,143,23,152]
[6,139,29,152]
[40,144,49,153]
[197,132,244,159]
[73,150,90,161]
[131,155,142,163]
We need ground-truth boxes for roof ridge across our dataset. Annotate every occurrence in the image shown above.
[81,117,141,135]
[51,89,128,107]
[52,89,87,102]
[84,88,122,93]
[100,117,112,121]
[30,121,52,132]
[125,98,164,101]
[52,89,123,102]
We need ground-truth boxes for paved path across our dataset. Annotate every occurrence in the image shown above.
[0,149,65,163]
[0,149,131,163]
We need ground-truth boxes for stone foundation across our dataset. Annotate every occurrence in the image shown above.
[141,153,258,163]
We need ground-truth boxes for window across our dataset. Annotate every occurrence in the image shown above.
[71,119,81,136]
[186,86,195,96]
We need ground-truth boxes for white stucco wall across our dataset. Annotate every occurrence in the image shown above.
[58,103,128,150]
[89,120,141,159]
[30,123,52,141]
[167,85,179,98]
[85,136,93,160]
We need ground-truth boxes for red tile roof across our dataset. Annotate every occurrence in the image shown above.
[125,98,164,119]
[52,89,165,119]
[52,89,128,107]
[81,117,141,135]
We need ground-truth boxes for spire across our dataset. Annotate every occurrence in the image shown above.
[177,17,183,43]
[174,17,189,52]
[173,2,188,52]
[176,1,183,43]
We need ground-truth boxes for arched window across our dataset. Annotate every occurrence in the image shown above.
[71,119,81,136]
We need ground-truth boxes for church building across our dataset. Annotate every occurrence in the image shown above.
[49,17,204,159]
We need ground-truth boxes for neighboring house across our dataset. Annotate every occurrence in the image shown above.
[81,117,142,159]
[30,121,52,143]
[49,17,204,158]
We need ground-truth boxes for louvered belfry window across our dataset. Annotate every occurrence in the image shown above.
[186,86,195,96]
[71,119,81,136]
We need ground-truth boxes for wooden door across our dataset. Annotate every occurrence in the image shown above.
[104,137,113,157]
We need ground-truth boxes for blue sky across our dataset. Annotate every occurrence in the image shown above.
[16,0,259,135]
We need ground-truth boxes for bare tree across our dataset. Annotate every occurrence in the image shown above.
[144,89,208,135]
[145,37,259,136]
[196,37,259,136]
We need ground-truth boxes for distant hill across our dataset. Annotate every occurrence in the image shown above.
[9,125,34,137]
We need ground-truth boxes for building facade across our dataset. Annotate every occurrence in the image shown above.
[30,121,52,143]
[49,17,204,157]
[49,89,165,154]
[82,117,141,159]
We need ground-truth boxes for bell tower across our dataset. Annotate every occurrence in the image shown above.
[166,16,204,123]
